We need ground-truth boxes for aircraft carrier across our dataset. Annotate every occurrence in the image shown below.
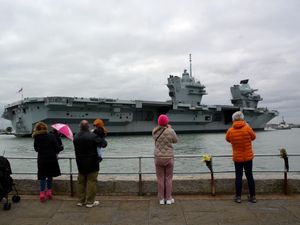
[2,62,278,136]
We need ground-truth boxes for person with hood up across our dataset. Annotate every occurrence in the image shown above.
[226,111,257,203]
[32,122,61,202]
[152,114,177,205]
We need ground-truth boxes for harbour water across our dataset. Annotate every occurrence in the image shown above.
[1,128,300,176]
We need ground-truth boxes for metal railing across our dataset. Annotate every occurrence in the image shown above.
[5,153,300,196]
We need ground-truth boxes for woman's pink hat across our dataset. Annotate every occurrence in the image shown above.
[158,114,169,126]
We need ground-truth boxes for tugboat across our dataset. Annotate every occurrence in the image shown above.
[276,117,291,130]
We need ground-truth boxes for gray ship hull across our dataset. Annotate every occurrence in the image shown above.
[2,97,277,137]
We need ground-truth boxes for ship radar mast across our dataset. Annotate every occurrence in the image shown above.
[189,53,192,78]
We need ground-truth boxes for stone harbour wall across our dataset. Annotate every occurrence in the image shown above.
[12,174,300,196]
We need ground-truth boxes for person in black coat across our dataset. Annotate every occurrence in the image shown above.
[50,129,64,153]
[73,120,107,208]
[33,122,61,202]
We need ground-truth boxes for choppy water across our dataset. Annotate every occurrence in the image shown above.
[1,129,300,176]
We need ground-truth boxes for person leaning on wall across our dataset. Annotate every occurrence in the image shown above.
[225,111,257,203]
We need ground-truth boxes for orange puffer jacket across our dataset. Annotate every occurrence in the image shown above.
[226,120,256,162]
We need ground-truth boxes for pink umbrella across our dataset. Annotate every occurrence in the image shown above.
[51,123,74,141]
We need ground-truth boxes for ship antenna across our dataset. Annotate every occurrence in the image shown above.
[189,53,192,78]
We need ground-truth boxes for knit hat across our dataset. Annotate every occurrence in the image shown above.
[158,114,169,126]
[93,118,108,134]
[232,111,244,121]
[93,118,104,128]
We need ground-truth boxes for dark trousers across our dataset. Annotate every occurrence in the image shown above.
[234,160,255,197]
[77,171,98,204]
[40,177,53,191]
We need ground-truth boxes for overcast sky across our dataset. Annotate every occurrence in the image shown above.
[1,0,300,127]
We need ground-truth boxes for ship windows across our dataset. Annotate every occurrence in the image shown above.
[66,112,70,116]
[37,106,40,109]
[23,108,26,114]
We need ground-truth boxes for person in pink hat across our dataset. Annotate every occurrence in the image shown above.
[152,114,178,205]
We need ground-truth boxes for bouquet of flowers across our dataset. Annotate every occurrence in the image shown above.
[202,154,213,173]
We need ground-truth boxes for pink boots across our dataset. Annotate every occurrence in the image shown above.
[40,189,52,202]
[40,191,46,202]
[46,189,52,199]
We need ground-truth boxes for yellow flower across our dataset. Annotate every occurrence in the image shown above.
[202,154,212,162]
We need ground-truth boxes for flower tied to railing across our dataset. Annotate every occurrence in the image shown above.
[202,153,215,195]
[280,148,289,172]
[202,154,213,173]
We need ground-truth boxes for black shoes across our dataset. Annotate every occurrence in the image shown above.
[234,196,257,203]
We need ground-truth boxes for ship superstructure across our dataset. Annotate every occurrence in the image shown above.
[2,59,278,136]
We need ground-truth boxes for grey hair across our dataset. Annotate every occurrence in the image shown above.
[232,111,244,121]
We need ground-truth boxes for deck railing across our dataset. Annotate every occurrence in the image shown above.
[5,153,300,196]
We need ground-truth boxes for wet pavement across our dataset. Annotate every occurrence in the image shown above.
[1,195,300,225]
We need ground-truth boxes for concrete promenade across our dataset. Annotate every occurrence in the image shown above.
[1,195,300,225]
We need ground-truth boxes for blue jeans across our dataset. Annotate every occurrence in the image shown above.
[234,160,255,197]
[40,177,53,191]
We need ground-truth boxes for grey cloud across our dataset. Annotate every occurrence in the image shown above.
[1,0,300,125]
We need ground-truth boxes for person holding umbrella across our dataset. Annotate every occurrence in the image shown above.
[50,123,74,155]
[50,128,64,153]
[32,122,61,202]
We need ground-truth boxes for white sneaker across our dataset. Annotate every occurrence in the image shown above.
[159,199,165,205]
[86,200,99,208]
[166,198,175,205]
[76,202,84,207]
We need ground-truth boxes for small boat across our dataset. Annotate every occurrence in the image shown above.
[276,117,291,130]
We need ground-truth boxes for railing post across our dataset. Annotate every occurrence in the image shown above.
[138,157,142,196]
[280,148,289,195]
[284,170,288,195]
[210,157,215,196]
[210,171,215,196]
[69,158,74,197]
[203,155,215,196]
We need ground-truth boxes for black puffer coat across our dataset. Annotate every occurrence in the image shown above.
[33,130,61,180]
[73,130,107,175]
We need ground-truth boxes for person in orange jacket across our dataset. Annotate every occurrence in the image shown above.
[226,111,257,203]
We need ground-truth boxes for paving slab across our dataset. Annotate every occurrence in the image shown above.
[1,195,300,225]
